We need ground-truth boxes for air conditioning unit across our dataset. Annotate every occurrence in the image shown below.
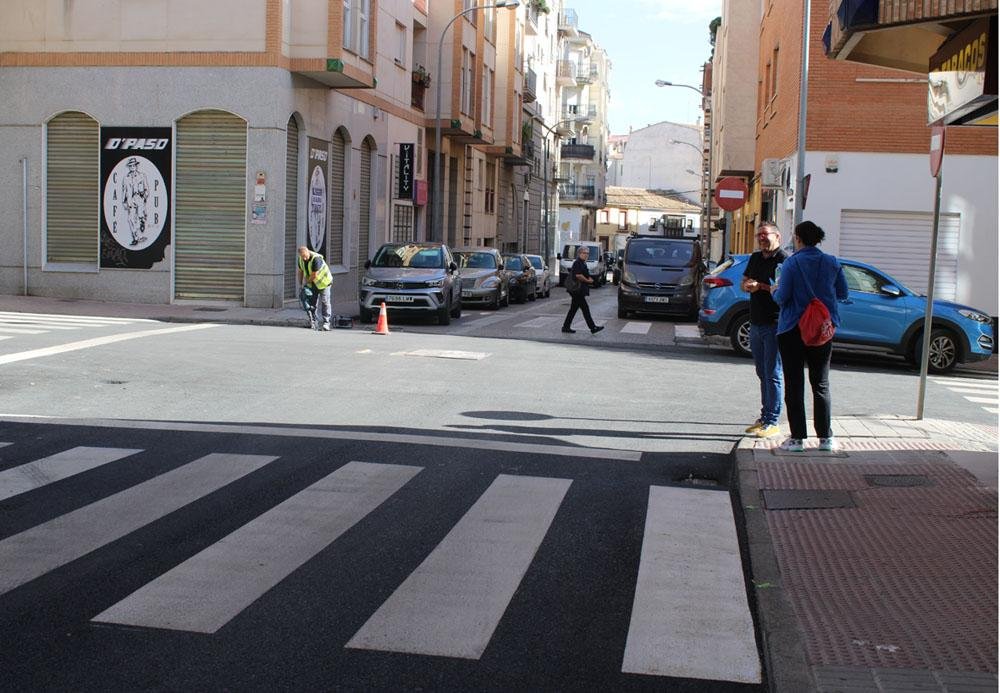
[761,158,785,189]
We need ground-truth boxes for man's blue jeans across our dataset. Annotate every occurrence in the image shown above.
[750,323,783,426]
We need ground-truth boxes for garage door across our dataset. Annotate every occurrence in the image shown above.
[839,210,960,301]
[284,117,299,300]
[174,110,248,302]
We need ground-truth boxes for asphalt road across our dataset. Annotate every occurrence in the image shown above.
[0,304,995,691]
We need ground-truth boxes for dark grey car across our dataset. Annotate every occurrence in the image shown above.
[359,243,462,325]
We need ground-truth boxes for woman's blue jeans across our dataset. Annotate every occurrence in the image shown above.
[750,323,783,426]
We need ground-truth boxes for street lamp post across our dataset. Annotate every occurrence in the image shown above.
[656,81,713,256]
[432,0,520,241]
[537,118,576,266]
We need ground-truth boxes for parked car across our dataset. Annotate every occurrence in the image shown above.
[502,253,538,303]
[558,242,606,287]
[616,236,705,319]
[454,247,509,309]
[525,254,552,298]
[359,242,462,325]
[699,254,995,373]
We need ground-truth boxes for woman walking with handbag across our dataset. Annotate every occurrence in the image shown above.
[772,221,849,452]
[561,246,604,334]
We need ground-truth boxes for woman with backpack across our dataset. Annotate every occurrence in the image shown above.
[771,221,849,452]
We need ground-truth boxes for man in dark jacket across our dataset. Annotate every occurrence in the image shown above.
[561,246,604,335]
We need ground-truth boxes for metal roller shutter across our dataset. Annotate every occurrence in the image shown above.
[357,139,373,270]
[284,117,299,299]
[840,210,960,301]
[175,111,247,301]
[46,112,99,264]
[329,131,346,265]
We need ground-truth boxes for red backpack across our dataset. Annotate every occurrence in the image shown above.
[794,258,836,347]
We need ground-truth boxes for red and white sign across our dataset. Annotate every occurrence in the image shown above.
[714,177,748,212]
[930,125,946,177]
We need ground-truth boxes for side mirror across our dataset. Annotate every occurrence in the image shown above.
[556,253,562,261]
[544,265,548,271]
[364,259,371,269]
[449,261,458,273]
[880,284,903,297]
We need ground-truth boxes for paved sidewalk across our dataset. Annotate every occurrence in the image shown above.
[738,416,998,692]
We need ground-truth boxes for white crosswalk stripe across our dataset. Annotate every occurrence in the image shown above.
[0,311,154,341]
[931,377,999,415]
[94,461,421,633]
[1,445,761,681]
[0,446,142,501]
[620,321,652,335]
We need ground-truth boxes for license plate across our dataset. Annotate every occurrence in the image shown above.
[644,296,670,303]
[462,290,473,298]
[387,295,415,303]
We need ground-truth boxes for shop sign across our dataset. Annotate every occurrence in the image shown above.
[398,143,414,200]
[100,127,172,269]
[928,17,997,126]
[307,139,329,252]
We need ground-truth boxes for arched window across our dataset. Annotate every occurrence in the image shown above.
[329,128,349,266]
[356,136,375,272]
[46,111,99,264]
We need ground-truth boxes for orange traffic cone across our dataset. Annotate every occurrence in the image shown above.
[373,301,390,335]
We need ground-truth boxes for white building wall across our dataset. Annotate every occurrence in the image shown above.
[776,151,998,315]
[618,122,702,201]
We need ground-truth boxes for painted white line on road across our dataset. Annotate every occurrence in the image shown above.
[392,349,491,361]
[347,474,571,659]
[948,388,999,395]
[0,311,155,324]
[0,323,217,366]
[674,324,701,340]
[932,378,998,388]
[0,453,275,596]
[0,442,10,448]
[0,320,79,331]
[0,327,46,335]
[964,396,999,405]
[622,485,761,684]
[620,321,652,335]
[985,408,999,414]
[515,316,559,329]
[94,461,421,633]
[0,336,10,342]
[0,446,142,502]
[0,416,643,461]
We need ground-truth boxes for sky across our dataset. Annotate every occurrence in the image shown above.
[567,0,722,135]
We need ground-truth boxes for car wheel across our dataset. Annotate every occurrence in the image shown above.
[359,307,374,324]
[437,301,451,326]
[490,289,501,310]
[617,304,628,320]
[451,297,462,319]
[729,314,752,357]
[913,328,959,373]
[528,284,537,301]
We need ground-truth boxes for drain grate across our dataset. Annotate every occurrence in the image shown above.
[762,489,856,510]
[194,307,227,312]
[675,474,722,488]
[863,474,933,488]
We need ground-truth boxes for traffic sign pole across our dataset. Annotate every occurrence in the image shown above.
[917,126,946,420]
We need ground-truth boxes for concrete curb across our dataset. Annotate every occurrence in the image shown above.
[734,444,817,692]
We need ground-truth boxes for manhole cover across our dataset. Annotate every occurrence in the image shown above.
[676,475,722,488]
[194,307,227,312]
[762,489,855,510]
[864,474,933,487]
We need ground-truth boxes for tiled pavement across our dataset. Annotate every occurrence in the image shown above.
[738,416,998,692]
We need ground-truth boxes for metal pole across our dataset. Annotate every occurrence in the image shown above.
[705,96,713,259]
[916,171,943,420]
[22,157,29,296]
[543,136,549,262]
[793,0,811,228]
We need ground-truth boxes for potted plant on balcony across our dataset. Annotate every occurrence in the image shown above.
[411,65,431,110]
[530,0,550,14]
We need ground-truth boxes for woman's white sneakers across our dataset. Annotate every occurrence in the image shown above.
[776,437,839,452]
[777,437,805,452]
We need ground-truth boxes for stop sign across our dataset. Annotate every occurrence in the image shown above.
[714,177,749,212]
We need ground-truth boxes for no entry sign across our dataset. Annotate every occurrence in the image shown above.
[714,177,748,212]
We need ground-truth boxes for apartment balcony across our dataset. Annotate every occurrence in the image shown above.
[503,140,535,165]
[575,63,597,84]
[562,103,597,123]
[523,66,537,104]
[526,4,539,35]
[558,183,595,201]
[559,9,579,36]
[556,60,576,87]
[560,143,595,160]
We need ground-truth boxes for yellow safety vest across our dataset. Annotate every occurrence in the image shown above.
[299,251,332,290]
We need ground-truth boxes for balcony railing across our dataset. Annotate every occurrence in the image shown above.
[523,66,537,103]
[559,9,579,35]
[556,60,575,86]
[411,82,426,111]
[558,183,595,200]
[562,104,597,122]
[576,63,597,84]
[560,143,595,160]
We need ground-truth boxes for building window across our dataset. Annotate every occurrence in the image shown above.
[484,6,495,43]
[770,46,779,99]
[485,162,495,214]
[599,210,610,224]
[618,211,628,230]
[461,49,473,115]
[343,0,370,59]
[46,111,99,265]
[482,67,493,129]
[463,0,477,26]
[395,22,406,65]
[392,203,415,242]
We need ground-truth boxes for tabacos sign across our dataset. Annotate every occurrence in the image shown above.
[928,17,997,126]
[100,127,172,269]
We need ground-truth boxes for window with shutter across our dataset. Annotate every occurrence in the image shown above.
[46,111,99,265]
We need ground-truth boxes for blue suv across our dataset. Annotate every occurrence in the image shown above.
[699,255,995,373]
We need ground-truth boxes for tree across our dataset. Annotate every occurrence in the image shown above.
[709,17,722,57]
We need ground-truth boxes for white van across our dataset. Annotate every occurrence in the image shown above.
[558,242,606,287]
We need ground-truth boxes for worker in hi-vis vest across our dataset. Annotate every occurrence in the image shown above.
[297,246,333,331]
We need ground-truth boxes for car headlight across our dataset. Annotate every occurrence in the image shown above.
[362,276,377,286]
[622,271,637,286]
[424,279,445,288]
[481,277,499,288]
[678,274,694,286]
[959,309,992,324]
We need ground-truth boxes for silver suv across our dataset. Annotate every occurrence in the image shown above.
[453,247,510,309]
[360,243,462,325]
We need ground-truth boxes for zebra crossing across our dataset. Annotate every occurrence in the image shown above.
[512,315,699,341]
[932,376,1000,415]
[0,440,761,685]
[0,311,154,340]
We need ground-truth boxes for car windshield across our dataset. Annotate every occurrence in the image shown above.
[455,252,497,269]
[626,240,694,267]
[371,244,445,269]
[563,245,598,261]
[503,256,523,270]
[527,256,544,270]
